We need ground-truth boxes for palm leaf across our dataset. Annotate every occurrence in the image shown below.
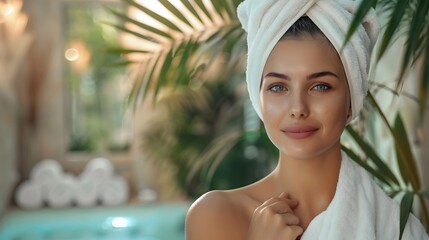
[393,114,420,189]
[180,0,204,24]
[105,7,173,40]
[377,0,410,62]
[159,0,194,28]
[420,188,429,198]
[204,131,243,187]
[368,81,429,110]
[125,62,146,109]
[221,0,237,19]
[105,47,149,54]
[420,37,429,120]
[194,0,214,22]
[107,0,245,105]
[103,22,160,43]
[367,92,420,190]
[344,0,378,49]
[341,144,392,186]
[399,192,414,240]
[347,0,429,111]
[123,0,183,33]
[345,125,399,186]
[153,50,174,102]
[141,53,162,107]
[388,189,402,198]
[399,0,429,83]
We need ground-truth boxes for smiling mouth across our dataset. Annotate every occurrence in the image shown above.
[281,126,319,139]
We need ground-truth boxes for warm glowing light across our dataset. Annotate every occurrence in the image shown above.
[0,3,14,23]
[111,217,129,228]
[65,48,80,61]
[2,4,14,17]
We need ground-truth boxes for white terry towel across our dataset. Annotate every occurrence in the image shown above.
[237,0,379,122]
[301,152,429,239]
[46,174,75,208]
[98,176,129,206]
[15,181,43,209]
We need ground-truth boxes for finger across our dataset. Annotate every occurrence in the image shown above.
[273,197,299,210]
[257,196,286,209]
[284,225,304,239]
[265,199,297,214]
[279,192,289,199]
[279,192,300,208]
[255,197,298,213]
[280,212,300,226]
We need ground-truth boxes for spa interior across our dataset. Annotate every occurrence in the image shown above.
[0,0,429,239]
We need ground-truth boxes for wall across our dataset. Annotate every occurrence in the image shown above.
[0,90,18,215]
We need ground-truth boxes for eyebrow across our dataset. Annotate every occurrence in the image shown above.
[264,71,339,81]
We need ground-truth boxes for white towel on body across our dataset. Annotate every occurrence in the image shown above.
[301,152,428,239]
[237,0,379,122]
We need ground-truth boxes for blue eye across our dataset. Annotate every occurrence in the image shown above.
[312,84,331,92]
[268,84,287,92]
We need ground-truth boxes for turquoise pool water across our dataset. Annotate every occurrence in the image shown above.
[0,203,189,240]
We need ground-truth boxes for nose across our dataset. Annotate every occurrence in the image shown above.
[288,91,309,119]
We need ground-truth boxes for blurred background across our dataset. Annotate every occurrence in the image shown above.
[0,0,428,239]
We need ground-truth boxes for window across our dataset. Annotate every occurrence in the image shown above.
[63,1,131,153]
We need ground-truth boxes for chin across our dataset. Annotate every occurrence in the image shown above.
[277,141,340,160]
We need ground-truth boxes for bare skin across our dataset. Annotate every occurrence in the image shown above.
[186,34,351,240]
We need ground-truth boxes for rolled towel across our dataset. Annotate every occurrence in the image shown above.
[30,159,63,197]
[30,158,63,180]
[237,0,380,122]
[98,176,129,206]
[81,157,114,184]
[74,175,98,207]
[46,174,75,208]
[15,181,43,209]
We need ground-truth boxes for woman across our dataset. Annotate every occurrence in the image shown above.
[186,0,429,239]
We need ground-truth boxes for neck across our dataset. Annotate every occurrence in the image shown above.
[270,144,342,227]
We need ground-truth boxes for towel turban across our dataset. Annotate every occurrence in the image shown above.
[237,0,380,122]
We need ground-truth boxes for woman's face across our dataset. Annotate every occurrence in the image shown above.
[260,35,351,160]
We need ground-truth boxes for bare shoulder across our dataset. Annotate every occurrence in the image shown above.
[186,190,250,240]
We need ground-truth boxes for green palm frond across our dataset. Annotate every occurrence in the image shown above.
[106,0,245,108]
[345,95,429,238]
[400,191,415,239]
[348,0,429,119]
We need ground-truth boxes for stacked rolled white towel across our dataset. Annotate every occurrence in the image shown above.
[98,176,129,206]
[30,159,63,198]
[46,173,76,208]
[15,181,43,209]
[15,157,129,209]
[75,157,114,207]
[15,159,65,209]
[75,157,129,207]
[74,175,99,207]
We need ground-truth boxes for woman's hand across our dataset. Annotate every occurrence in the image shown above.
[246,192,303,240]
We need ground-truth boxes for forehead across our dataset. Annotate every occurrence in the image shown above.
[263,35,344,74]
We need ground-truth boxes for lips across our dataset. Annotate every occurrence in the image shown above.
[281,125,319,139]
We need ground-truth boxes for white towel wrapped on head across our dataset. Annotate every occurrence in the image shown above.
[237,0,379,122]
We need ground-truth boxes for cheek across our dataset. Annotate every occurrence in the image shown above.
[312,93,349,125]
[260,94,288,123]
